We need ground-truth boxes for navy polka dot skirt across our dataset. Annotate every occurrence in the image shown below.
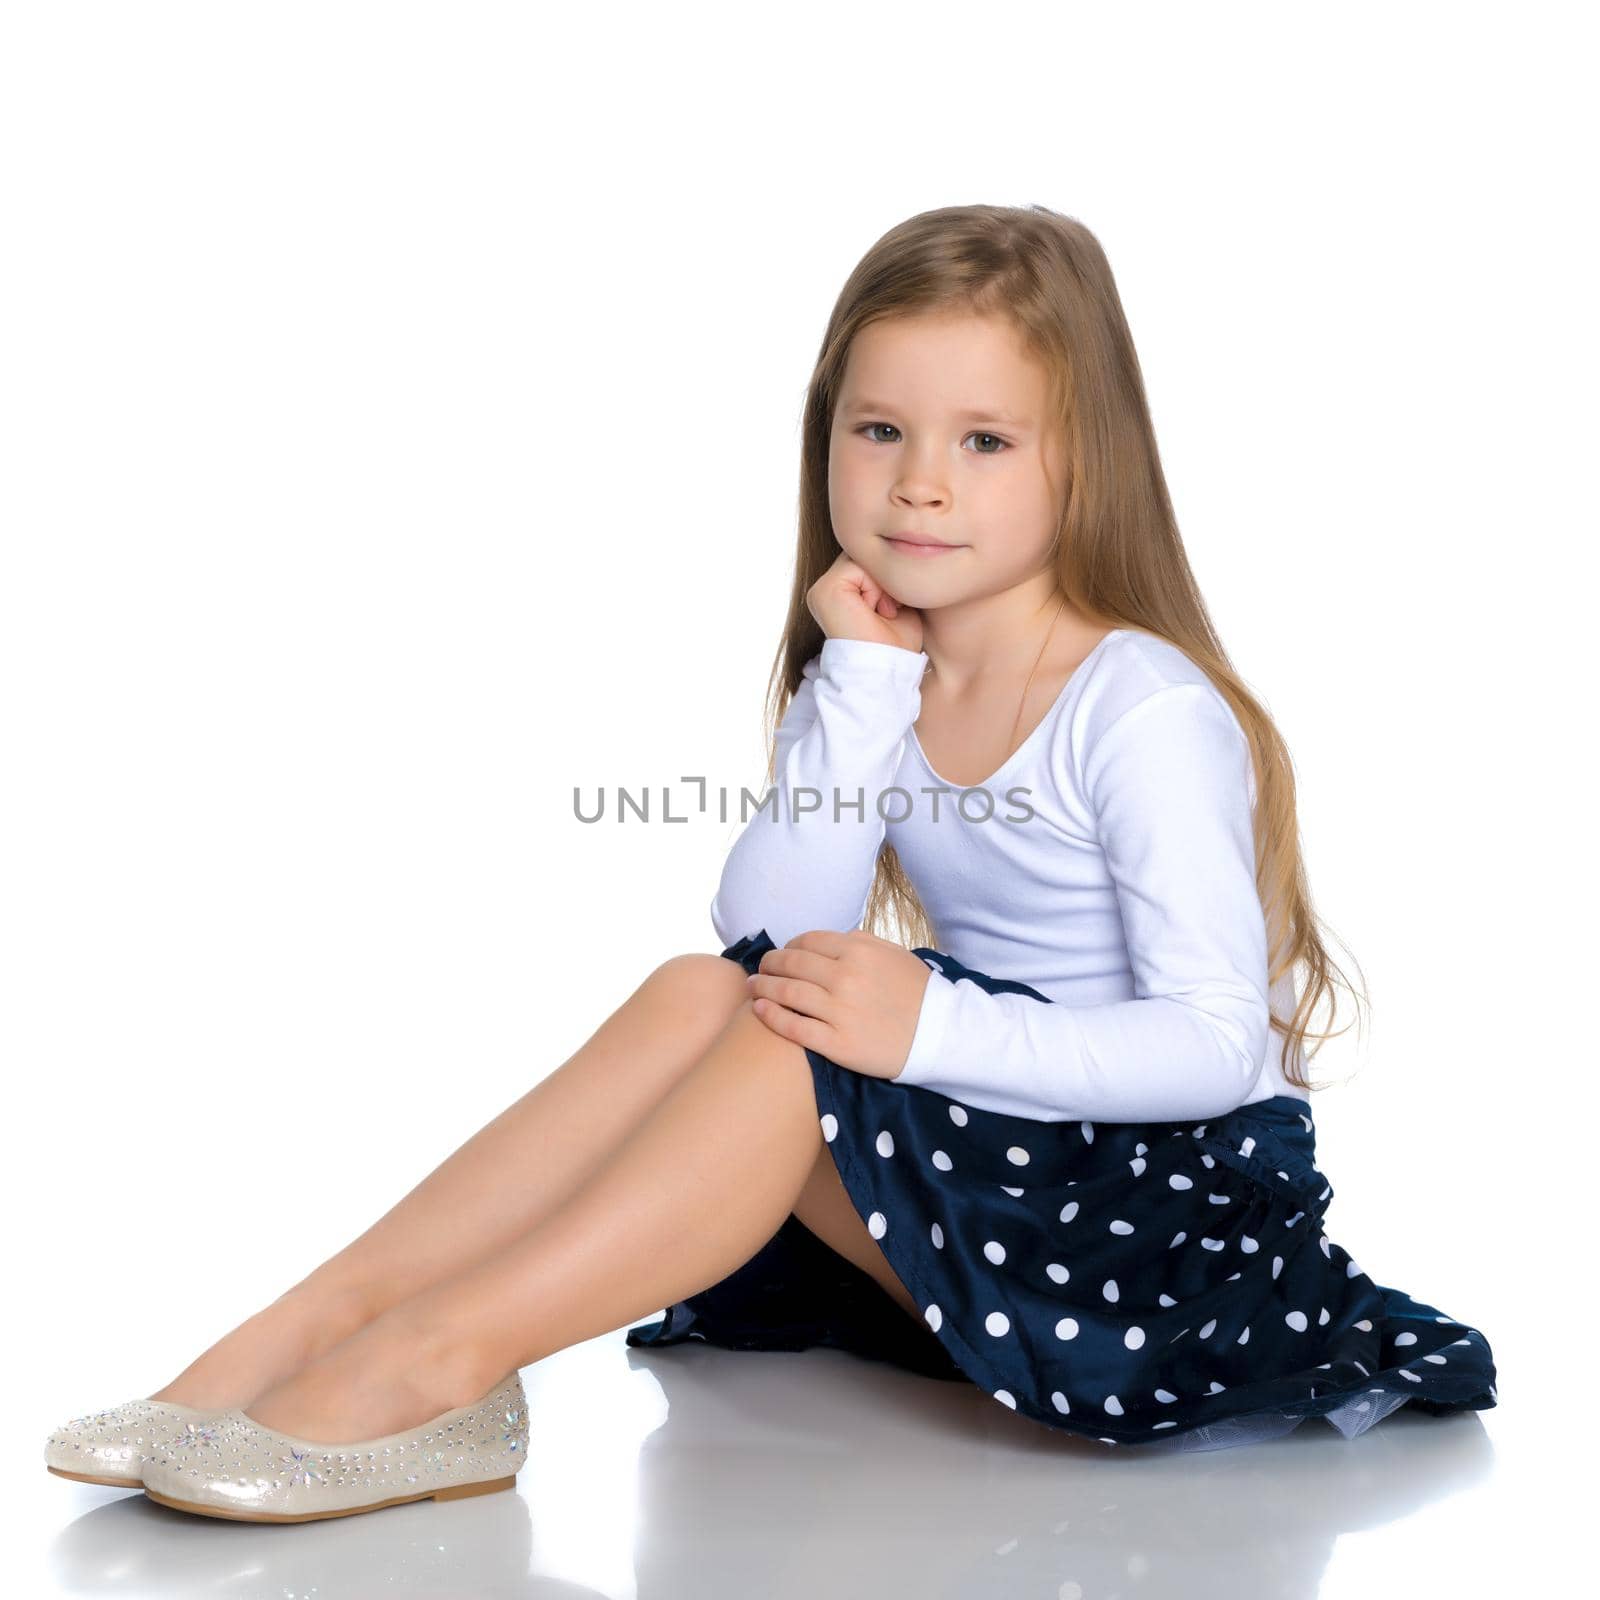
[626,930,1499,1452]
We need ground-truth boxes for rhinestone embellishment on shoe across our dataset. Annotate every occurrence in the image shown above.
[44,1398,223,1487]
[139,1369,530,1522]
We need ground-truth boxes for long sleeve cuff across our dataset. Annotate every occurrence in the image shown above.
[813,635,930,686]
[709,636,929,948]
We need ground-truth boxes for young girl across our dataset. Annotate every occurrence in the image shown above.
[45,205,1496,1520]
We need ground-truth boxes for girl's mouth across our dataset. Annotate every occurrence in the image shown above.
[882,537,964,558]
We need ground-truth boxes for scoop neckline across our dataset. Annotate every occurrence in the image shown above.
[908,627,1130,791]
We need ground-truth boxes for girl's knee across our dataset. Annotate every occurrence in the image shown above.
[646,951,750,1014]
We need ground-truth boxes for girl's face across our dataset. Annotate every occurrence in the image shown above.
[827,310,1067,609]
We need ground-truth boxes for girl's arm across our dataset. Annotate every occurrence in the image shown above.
[891,683,1273,1122]
[710,636,929,949]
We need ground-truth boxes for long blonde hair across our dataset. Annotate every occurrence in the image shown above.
[758,204,1367,1093]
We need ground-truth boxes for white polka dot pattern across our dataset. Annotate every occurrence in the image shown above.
[647,931,1500,1453]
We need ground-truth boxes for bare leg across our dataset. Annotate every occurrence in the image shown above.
[241,1000,917,1444]
[792,1139,923,1323]
[148,953,750,1410]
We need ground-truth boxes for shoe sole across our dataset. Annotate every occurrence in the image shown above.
[142,1474,516,1522]
[47,1465,144,1488]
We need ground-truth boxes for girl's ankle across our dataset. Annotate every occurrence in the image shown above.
[280,1277,382,1348]
[148,1281,378,1411]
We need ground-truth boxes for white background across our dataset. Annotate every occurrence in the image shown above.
[3,2,1592,1595]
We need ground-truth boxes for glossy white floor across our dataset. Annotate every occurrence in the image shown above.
[16,1292,1568,1599]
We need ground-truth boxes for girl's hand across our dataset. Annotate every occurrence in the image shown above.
[745,928,932,1080]
[807,552,925,654]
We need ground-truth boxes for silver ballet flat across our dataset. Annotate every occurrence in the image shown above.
[139,1368,529,1522]
[45,1397,224,1488]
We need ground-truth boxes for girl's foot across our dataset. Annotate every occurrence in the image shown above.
[147,1280,376,1412]
[240,1309,500,1445]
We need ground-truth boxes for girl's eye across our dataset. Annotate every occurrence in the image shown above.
[858,423,1010,454]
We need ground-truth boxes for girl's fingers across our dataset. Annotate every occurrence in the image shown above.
[750,997,832,1055]
[757,947,836,988]
[749,971,834,1021]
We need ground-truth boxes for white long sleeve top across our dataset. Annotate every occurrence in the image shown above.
[709,629,1309,1123]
